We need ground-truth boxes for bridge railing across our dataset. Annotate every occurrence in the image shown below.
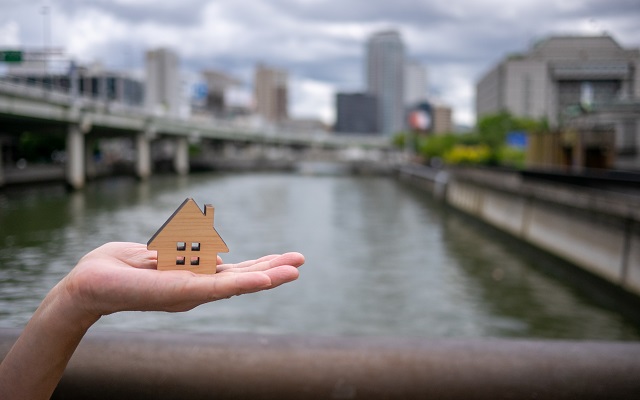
[0,76,392,149]
[1,329,639,399]
[0,76,150,117]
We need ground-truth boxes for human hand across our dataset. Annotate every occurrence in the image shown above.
[59,242,305,321]
[0,242,304,400]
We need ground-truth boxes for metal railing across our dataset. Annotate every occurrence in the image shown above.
[2,329,639,399]
[0,77,391,150]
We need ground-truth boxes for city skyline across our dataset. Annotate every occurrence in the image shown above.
[1,0,639,127]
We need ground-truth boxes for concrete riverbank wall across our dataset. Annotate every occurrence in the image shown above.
[398,166,640,298]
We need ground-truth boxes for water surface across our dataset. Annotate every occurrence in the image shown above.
[1,172,638,340]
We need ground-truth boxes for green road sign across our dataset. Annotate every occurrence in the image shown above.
[0,51,23,63]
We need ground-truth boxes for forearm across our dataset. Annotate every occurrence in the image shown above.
[0,243,304,399]
[0,281,100,400]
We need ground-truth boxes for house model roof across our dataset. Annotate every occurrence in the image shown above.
[148,198,228,274]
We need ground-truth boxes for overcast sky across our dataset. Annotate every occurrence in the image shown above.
[1,0,639,126]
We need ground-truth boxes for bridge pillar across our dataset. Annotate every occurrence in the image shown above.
[66,124,85,190]
[136,132,152,180]
[173,137,189,175]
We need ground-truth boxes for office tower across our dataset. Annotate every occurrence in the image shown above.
[334,92,378,134]
[476,35,639,126]
[254,64,288,122]
[432,104,453,134]
[476,34,640,169]
[145,48,180,116]
[5,61,143,106]
[201,69,241,116]
[404,59,428,107]
[366,30,405,135]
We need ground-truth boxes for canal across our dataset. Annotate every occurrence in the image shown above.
[1,172,639,340]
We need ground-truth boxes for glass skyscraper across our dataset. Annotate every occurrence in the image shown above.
[366,30,405,136]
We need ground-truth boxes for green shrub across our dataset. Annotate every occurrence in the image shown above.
[418,133,458,158]
[17,132,66,163]
[497,146,526,168]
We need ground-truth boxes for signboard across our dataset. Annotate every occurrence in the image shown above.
[0,50,23,63]
[506,131,528,148]
[193,82,208,100]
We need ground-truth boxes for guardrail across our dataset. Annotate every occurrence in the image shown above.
[0,78,391,150]
[2,329,639,399]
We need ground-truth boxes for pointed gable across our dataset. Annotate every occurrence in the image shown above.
[148,198,228,273]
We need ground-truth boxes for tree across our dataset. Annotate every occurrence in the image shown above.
[477,111,540,165]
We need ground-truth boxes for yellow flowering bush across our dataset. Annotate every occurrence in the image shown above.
[443,144,491,165]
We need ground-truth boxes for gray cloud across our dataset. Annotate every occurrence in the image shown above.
[1,0,639,124]
[56,0,210,26]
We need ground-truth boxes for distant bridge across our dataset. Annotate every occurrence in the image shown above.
[0,80,392,188]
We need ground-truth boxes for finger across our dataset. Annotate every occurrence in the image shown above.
[262,265,300,288]
[225,252,305,274]
[196,271,274,301]
[207,266,299,298]
[269,252,305,269]
[216,254,281,272]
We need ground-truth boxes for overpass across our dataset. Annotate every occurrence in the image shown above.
[0,80,391,188]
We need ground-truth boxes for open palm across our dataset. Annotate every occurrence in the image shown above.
[62,242,305,317]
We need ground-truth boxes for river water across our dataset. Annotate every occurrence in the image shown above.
[1,172,639,340]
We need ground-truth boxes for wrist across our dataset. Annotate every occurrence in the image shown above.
[46,280,101,332]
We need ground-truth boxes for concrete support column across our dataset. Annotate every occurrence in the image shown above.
[136,132,152,180]
[173,137,189,175]
[66,124,85,190]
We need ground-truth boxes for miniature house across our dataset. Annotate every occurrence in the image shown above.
[147,198,229,274]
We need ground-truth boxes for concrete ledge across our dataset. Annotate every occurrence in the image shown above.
[2,165,65,185]
[398,166,640,297]
[451,167,640,221]
[446,180,639,294]
[2,329,640,399]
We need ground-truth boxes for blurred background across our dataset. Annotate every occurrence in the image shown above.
[1,0,639,341]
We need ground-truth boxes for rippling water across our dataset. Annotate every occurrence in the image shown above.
[1,172,639,340]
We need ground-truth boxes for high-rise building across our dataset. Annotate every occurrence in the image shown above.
[366,30,405,135]
[476,35,639,126]
[334,92,378,134]
[476,34,640,170]
[432,104,453,134]
[200,69,241,116]
[145,48,180,116]
[254,64,288,122]
[3,61,143,106]
[404,59,428,107]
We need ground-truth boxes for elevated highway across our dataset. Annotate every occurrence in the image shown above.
[0,80,391,188]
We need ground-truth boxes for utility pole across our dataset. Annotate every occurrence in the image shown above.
[41,3,52,89]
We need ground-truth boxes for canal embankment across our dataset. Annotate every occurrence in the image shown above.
[398,165,640,298]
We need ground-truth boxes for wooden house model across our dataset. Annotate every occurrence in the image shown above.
[147,198,229,274]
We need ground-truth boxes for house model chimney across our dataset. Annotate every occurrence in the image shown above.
[205,204,214,223]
